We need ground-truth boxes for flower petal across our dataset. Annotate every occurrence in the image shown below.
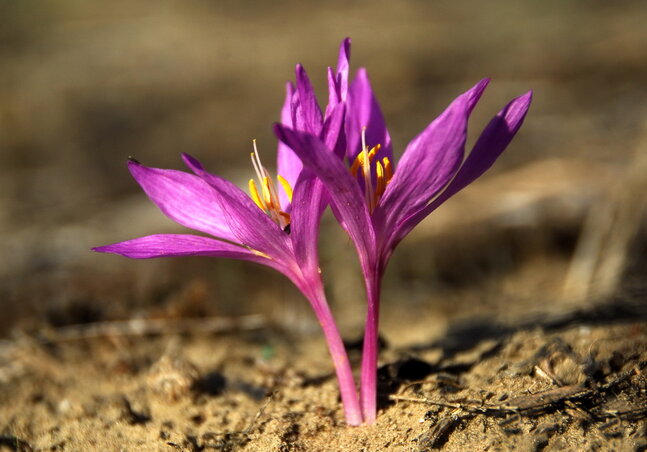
[92,233,280,265]
[386,90,533,254]
[127,160,237,242]
[274,124,377,271]
[372,79,489,246]
[336,37,351,102]
[284,105,345,276]
[320,101,346,157]
[326,66,341,117]
[276,82,302,209]
[467,78,491,113]
[327,37,351,110]
[294,64,323,135]
[433,90,533,208]
[345,68,393,164]
[182,154,294,263]
[289,170,326,277]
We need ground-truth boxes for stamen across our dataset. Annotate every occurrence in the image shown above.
[361,126,367,153]
[251,140,265,180]
[375,161,386,197]
[266,175,282,209]
[248,179,265,210]
[362,143,373,209]
[350,150,364,177]
[350,152,363,177]
[247,139,292,231]
[277,175,293,202]
[350,145,380,178]
[368,144,380,161]
[261,177,272,206]
[382,157,393,183]
[250,145,265,186]
[349,129,391,214]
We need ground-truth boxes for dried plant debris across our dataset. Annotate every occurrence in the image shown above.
[392,327,647,451]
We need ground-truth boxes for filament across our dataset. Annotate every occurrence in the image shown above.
[349,128,392,213]
[248,140,293,230]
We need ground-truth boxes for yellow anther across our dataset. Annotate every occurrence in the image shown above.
[368,144,381,161]
[248,179,265,211]
[382,157,393,183]
[350,150,364,177]
[364,148,375,169]
[277,175,293,203]
[248,140,292,230]
[375,161,386,197]
[349,131,390,213]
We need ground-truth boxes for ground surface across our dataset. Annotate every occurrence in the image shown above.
[1,308,646,451]
[1,1,646,450]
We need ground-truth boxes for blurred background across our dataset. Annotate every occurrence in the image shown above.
[1,0,645,343]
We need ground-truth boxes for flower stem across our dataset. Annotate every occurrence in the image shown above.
[360,271,381,424]
[306,283,363,426]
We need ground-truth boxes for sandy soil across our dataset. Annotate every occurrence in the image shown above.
[1,1,647,450]
[1,307,645,451]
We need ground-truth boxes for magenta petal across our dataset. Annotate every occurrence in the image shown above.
[387,91,533,254]
[325,38,351,120]
[277,82,302,210]
[320,102,346,157]
[274,125,377,269]
[93,233,276,264]
[289,171,325,276]
[373,79,488,244]
[127,161,237,243]
[294,64,323,135]
[467,78,491,113]
[433,90,532,208]
[345,68,393,164]
[182,154,294,263]
[336,37,351,102]
[326,66,341,118]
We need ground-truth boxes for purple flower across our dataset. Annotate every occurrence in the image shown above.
[275,63,532,423]
[94,39,365,425]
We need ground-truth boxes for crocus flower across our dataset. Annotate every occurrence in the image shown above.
[93,39,365,425]
[275,69,532,423]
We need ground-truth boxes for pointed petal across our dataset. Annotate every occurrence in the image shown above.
[325,66,341,119]
[386,91,533,254]
[274,125,377,270]
[345,68,393,164]
[320,102,346,157]
[127,160,237,242]
[372,79,489,246]
[93,233,281,264]
[336,37,351,102]
[281,81,296,128]
[294,64,323,135]
[467,78,491,113]
[182,154,294,263]
[325,37,351,116]
[435,90,532,207]
[276,82,302,209]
